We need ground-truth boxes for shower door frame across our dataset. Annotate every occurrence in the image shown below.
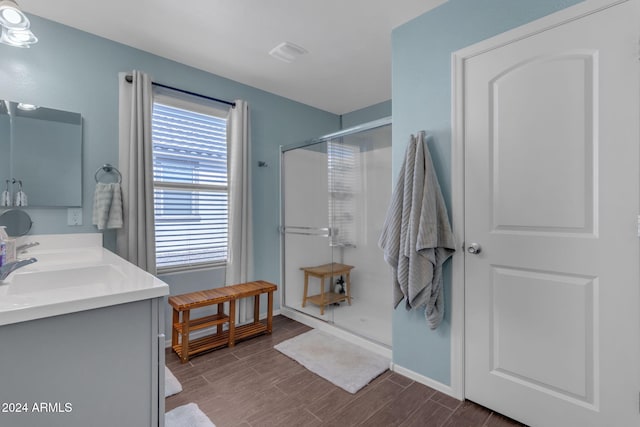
[279,116,392,346]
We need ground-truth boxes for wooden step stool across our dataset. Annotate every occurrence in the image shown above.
[300,262,354,315]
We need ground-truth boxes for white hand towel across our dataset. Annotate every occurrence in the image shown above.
[93,183,123,230]
[15,191,27,206]
[93,183,112,230]
[12,180,27,207]
[14,190,27,207]
[1,190,10,207]
[106,183,123,229]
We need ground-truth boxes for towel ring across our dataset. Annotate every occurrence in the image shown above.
[94,164,122,183]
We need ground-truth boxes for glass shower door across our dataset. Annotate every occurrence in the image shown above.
[281,140,337,322]
[281,120,393,346]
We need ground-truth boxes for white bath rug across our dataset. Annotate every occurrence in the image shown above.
[165,366,183,398]
[165,403,216,427]
[274,329,390,394]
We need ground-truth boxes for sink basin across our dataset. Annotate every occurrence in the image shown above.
[18,248,102,268]
[6,264,124,295]
[0,233,169,327]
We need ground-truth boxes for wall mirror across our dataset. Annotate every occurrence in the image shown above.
[0,100,82,207]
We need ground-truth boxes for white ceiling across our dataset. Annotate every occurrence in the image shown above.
[19,0,446,115]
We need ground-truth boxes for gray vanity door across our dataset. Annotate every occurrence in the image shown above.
[0,298,164,427]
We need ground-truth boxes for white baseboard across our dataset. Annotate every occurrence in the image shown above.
[390,362,460,400]
[280,307,392,359]
[164,309,282,348]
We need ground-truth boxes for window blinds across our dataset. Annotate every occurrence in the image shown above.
[152,102,228,270]
[328,140,359,247]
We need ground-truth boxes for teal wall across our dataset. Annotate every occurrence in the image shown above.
[0,15,397,337]
[0,115,8,180]
[341,100,391,129]
[0,16,339,318]
[0,2,589,377]
[391,0,583,385]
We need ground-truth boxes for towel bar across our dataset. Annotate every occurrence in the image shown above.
[280,226,333,237]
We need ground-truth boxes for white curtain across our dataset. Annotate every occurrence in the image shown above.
[116,70,156,274]
[225,100,253,323]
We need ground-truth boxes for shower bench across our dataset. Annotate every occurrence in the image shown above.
[168,280,277,363]
[300,262,354,315]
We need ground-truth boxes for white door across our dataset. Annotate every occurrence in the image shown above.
[463,1,640,426]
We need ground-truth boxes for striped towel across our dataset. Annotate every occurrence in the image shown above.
[92,183,123,230]
[1,190,10,207]
[378,132,456,330]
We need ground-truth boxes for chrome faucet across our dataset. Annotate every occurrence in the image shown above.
[0,258,37,281]
[16,241,40,254]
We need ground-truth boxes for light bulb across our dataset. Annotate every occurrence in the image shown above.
[0,27,37,47]
[1,7,20,24]
[8,29,31,42]
[0,0,29,30]
[17,103,37,111]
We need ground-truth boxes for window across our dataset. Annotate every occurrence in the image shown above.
[152,92,229,272]
[328,140,359,247]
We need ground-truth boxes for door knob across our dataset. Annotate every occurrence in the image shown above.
[467,243,482,254]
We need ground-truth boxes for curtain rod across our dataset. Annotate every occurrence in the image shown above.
[125,75,236,108]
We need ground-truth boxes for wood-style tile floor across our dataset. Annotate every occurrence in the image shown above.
[166,315,526,427]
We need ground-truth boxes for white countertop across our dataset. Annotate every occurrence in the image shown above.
[0,233,169,326]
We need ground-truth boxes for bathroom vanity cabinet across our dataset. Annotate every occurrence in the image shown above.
[0,297,166,427]
[0,233,169,427]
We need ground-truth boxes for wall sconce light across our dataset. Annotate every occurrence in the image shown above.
[0,0,37,48]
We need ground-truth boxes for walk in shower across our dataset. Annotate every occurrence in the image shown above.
[280,118,392,347]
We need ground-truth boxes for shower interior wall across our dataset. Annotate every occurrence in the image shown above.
[282,123,392,346]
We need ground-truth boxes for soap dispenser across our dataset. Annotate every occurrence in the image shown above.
[0,226,14,264]
[0,226,6,267]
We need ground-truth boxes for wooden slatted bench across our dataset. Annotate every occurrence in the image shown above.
[168,280,277,363]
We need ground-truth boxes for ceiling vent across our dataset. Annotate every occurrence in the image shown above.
[269,41,308,63]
